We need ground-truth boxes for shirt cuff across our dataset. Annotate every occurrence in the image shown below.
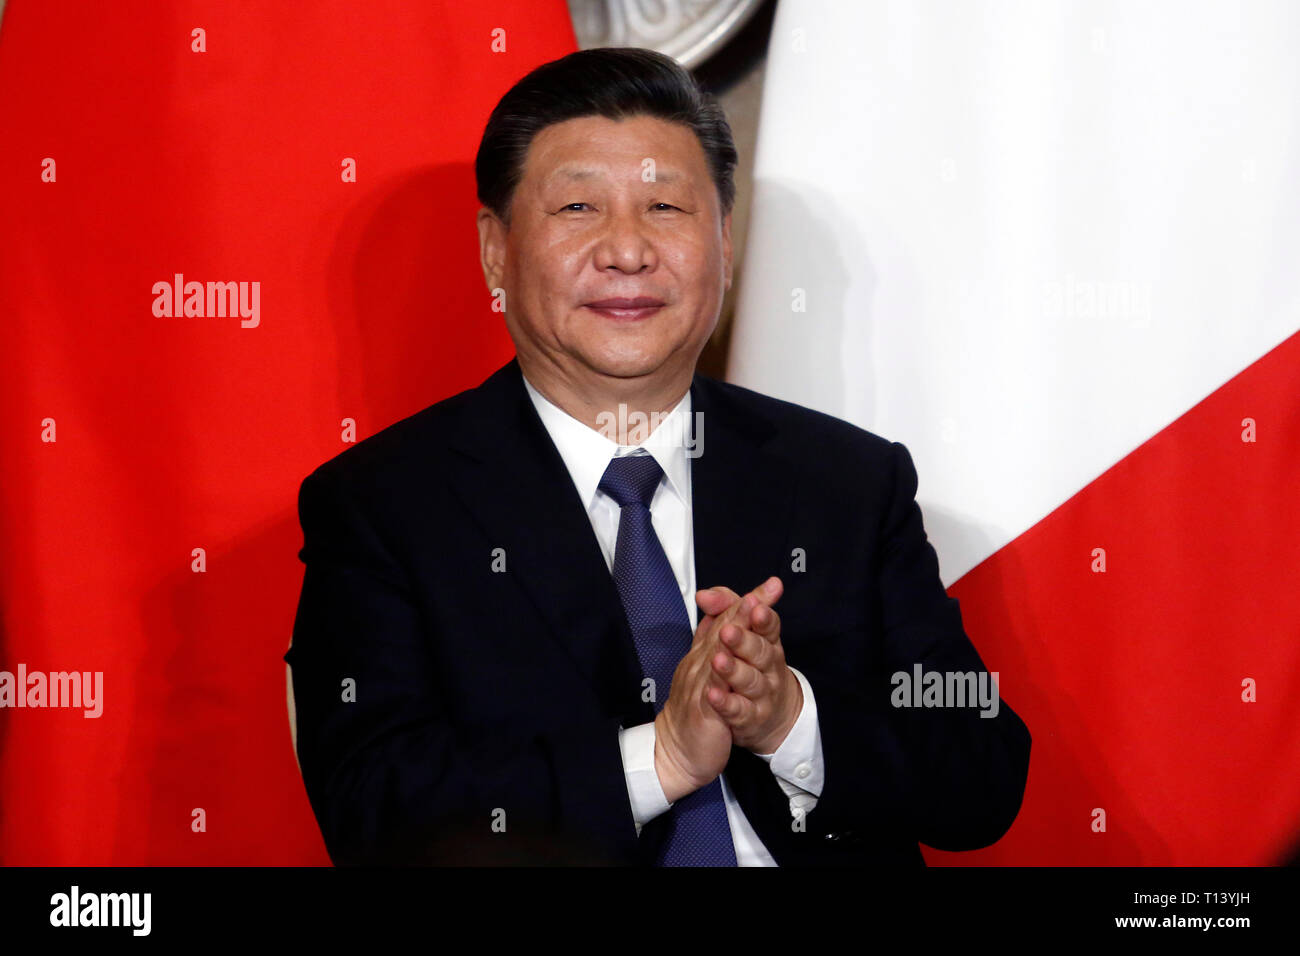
[755,666,824,799]
[618,721,673,835]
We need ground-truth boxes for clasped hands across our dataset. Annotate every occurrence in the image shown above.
[653,575,802,803]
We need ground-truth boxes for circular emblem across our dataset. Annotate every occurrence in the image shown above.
[568,0,765,68]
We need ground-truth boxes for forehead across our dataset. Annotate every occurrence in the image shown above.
[521,114,709,186]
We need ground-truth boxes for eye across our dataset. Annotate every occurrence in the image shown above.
[652,202,681,211]
[561,202,592,212]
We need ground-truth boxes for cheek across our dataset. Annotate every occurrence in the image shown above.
[518,236,585,293]
[669,243,724,302]
[508,241,569,312]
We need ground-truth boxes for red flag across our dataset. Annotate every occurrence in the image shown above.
[0,0,575,864]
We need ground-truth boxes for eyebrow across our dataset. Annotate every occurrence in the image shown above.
[550,166,682,184]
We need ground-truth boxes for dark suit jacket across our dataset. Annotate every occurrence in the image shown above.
[285,358,1031,865]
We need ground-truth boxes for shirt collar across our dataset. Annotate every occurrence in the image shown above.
[522,372,693,510]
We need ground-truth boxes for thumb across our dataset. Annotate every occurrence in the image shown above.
[695,586,739,617]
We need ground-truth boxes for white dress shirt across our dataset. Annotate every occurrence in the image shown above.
[522,373,825,866]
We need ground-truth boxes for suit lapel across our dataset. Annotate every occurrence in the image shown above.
[689,374,799,605]
[444,359,649,725]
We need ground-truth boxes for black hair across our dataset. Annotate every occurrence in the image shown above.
[475,47,737,225]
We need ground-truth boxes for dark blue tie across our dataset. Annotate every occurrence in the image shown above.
[598,452,737,867]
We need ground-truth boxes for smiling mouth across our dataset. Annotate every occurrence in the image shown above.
[583,297,665,321]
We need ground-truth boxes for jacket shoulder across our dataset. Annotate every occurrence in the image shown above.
[300,383,477,494]
[696,375,899,464]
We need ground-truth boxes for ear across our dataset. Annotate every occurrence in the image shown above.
[476,206,507,293]
[722,210,734,293]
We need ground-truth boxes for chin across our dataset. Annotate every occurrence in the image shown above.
[582,348,672,381]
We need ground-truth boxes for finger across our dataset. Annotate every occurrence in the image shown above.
[691,612,718,648]
[696,588,751,650]
[704,673,733,711]
[711,642,765,698]
[707,682,754,724]
[694,609,741,651]
[747,601,782,643]
[748,575,783,607]
[717,620,770,673]
[731,577,782,630]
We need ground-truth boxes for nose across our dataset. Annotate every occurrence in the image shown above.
[591,206,658,274]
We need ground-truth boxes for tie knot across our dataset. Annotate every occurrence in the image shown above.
[598,453,664,509]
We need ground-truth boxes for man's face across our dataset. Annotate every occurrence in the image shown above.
[478,113,733,394]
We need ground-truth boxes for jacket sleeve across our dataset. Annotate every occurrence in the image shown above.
[794,440,1031,852]
[285,465,638,865]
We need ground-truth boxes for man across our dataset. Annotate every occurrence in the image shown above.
[286,47,1030,866]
